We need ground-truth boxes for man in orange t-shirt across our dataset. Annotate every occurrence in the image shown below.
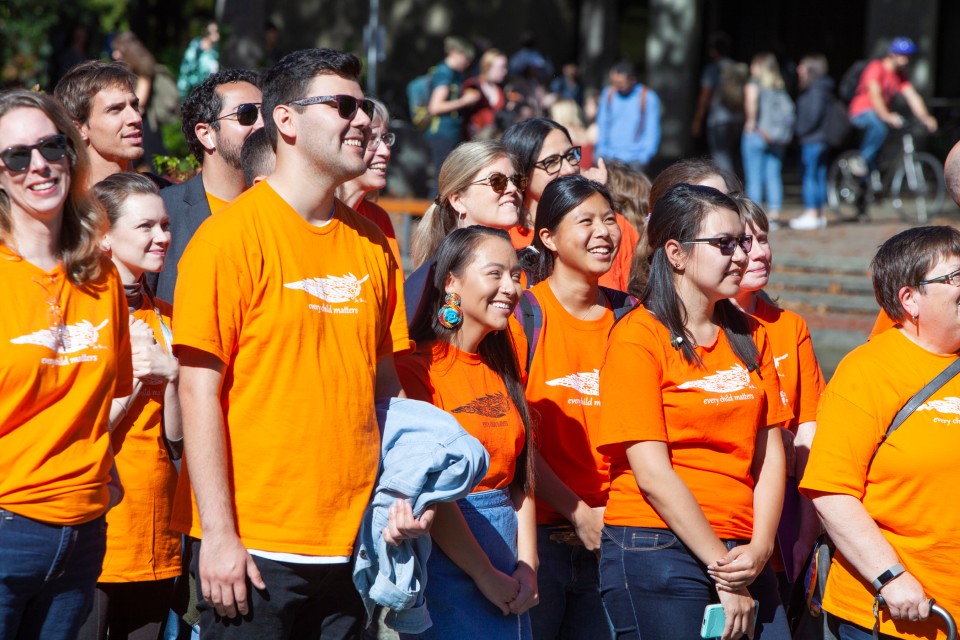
[172,49,412,638]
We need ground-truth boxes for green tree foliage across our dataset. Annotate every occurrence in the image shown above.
[1,0,60,88]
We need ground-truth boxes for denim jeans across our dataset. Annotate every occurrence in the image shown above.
[742,131,786,212]
[599,526,790,640]
[0,509,107,640]
[851,110,888,171]
[827,615,897,640]
[801,142,829,209]
[528,525,612,640]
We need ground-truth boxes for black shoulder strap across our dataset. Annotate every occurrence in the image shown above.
[600,286,639,322]
[883,357,960,442]
[515,290,542,374]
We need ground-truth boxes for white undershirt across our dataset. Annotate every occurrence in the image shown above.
[247,549,349,564]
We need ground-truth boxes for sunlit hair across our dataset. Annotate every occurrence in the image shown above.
[409,226,534,493]
[91,172,161,228]
[752,52,785,91]
[54,60,137,124]
[729,192,769,235]
[370,97,390,130]
[412,140,518,267]
[479,49,506,76]
[548,99,586,132]
[0,90,107,287]
[872,226,960,324]
[641,183,759,368]
[605,159,651,232]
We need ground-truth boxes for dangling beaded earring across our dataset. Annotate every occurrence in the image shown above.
[437,293,464,329]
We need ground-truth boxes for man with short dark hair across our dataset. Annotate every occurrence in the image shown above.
[146,69,262,303]
[54,60,144,184]
[170,48,418,638]
[595,60,661,172]
[240,127,275,187]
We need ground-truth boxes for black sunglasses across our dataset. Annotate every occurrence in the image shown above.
[212,103,261,127]
[0,135,69,172]
[287,95,375,120]
[682,234,753,256]
[471,172,527,195]
[533,146,582,175]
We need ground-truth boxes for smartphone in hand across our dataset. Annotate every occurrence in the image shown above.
[700,601,760,639]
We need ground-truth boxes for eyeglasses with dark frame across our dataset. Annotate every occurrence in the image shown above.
[287,95,375,120]
[211,103,261,127]
[682,234,753,256]
[533,146,582,176]
[0,135,69,172]
[919,267,960,287]
[470,172,527,195]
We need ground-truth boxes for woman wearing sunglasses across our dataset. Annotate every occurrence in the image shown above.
[729,195,824,603]
[74,173,182,640]
[398,226,536,640]
[502,117,638,291]
[596,184,792,640]
[337,99,402,267]
[406,140,524,324]
[0,89,132,638]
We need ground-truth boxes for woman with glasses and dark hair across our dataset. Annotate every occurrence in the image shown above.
[0,89,132,639]
[800,226,960,640]
[502,117,637,291]
[397,226,537,639]
[597,184,792,640]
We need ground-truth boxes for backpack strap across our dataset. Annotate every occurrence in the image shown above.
[513,289,543,374]
[600,286,639,321]
[635,85,649,141]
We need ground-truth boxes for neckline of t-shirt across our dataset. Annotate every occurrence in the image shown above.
[536,280,613,331]
[0,242,66,278]
[265,182,341,236]
[433,339,483,365]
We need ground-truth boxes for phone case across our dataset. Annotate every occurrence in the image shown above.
[700,601,761,639]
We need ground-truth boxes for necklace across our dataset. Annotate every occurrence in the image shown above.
[32,274,67,352]
[575,289,604,321]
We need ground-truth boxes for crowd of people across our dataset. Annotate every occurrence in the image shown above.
[0,27,959,640]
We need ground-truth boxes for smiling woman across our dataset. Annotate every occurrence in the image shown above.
[0,89,132,639]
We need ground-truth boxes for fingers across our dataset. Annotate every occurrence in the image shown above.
[247,555,266,590]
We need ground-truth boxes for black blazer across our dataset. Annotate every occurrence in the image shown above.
[147,173,213,304]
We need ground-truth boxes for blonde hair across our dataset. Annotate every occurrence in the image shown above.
[479,49,506,76]
[752,52,785,90]
[605,160,651,232]
[412,140,517,267]
[0,89,107,287]
[547,99,585,131]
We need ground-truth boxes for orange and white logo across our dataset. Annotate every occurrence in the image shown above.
[11,319,108,354]
[284,273,369,304]
[546,370,600,397]
[678,363,755,394]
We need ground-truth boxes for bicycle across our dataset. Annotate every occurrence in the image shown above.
[827,122,945,223]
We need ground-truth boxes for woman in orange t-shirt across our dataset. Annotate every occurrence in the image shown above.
[516,175,626,639]
[0,90,132,639]
[76,173,182,640]
[397,226,537,639]
[800,226,960,640]
[730,194,825,594]
[597,184,792,640]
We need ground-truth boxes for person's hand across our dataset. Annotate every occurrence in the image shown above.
[880,571,933,622]
[885,113,905,129]
[382,500,436,546]
[473,565,521,615]
[508,561,539,615]
[718,587,757,640]
[571,504,604,551]
[581,157,608,185]
[922,114,938,133]
[129,316,155,351]
[744,120,757,134]
[131,338,178,383]
[780,428,796,477]
[199,533,266,619]
[461,89,482,107]
[708,543,767,590]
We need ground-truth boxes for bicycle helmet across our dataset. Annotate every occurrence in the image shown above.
[889,37,917,56]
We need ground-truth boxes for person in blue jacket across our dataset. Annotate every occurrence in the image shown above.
[595,61,661,173]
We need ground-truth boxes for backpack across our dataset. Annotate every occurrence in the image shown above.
[513,287,638,373]
[838,59,869,103]
[406,69,435,131]
[718,61,749,113]
[146,65,181,130]
[822,96,852,148]
[757,87,796,145]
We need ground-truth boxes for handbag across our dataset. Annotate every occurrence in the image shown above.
[788,356,960,639]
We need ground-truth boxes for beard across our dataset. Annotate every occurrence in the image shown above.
[216,133,244,171]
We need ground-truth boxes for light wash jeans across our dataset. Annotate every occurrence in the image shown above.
[742,131,786,212]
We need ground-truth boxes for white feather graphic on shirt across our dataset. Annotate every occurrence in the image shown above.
[10,319,108,354]
[545,370,600,396]
[284,273,370,303]
[677,364,753,394]
[917,397,960,415]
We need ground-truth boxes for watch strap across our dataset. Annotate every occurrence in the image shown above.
[871,562,905,591]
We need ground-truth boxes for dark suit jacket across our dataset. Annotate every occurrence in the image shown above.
[147,173,213,304]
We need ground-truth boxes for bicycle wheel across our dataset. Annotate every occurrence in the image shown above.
[828,151,868,218]
[891,152,945,223]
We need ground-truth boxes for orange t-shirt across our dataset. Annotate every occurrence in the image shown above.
[206,191,230,215]
[101,297,181,582]
[597,306,792,539]
[0,247,132,525]
[868,309,898,340]
[799,329,960,639]
[397,340,525,492]
[751,297,824,431]
[171,181,407,556]
[525,281,613,525]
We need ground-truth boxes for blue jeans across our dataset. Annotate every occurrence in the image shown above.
[0,509,106,640]
[742,132,786,212]
[851,110,888,171]
[599,526,790,640]
[801,142,829,209]
[529,525,612,640]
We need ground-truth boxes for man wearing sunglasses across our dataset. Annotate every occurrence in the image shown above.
[595,60,661,173]
[54,61,146,184]
[147,69,263,304]
[171,49,415,639]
